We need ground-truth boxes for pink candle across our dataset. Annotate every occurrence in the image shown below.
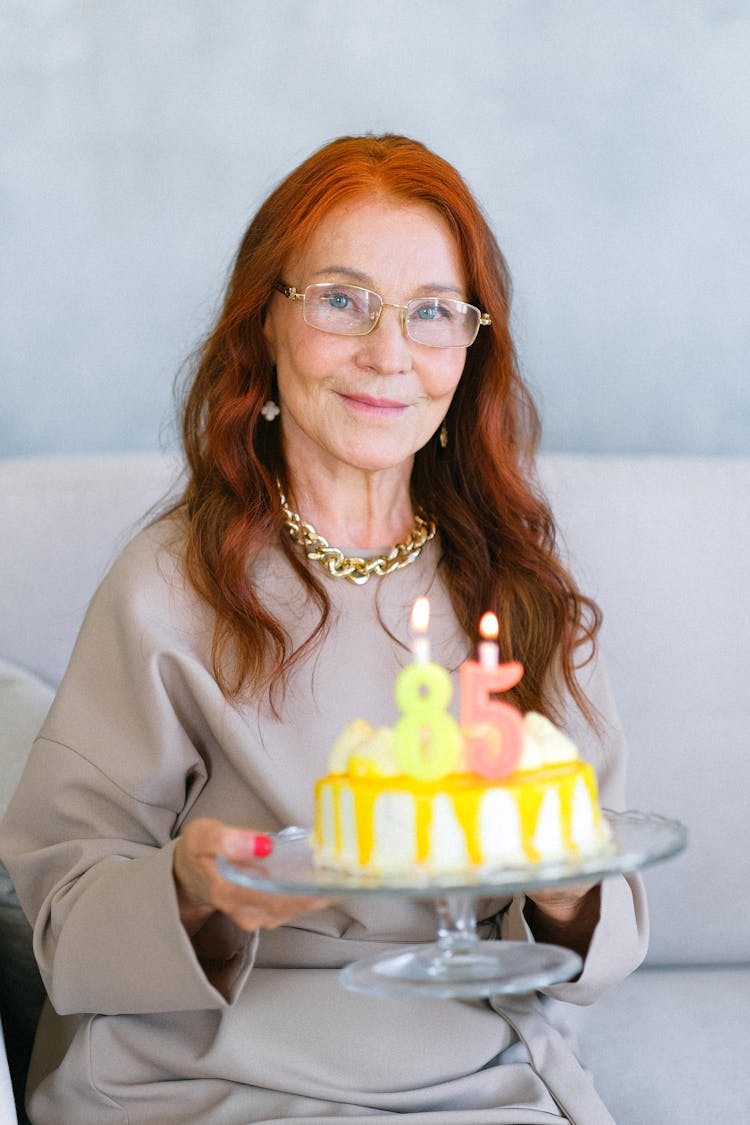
[477,611,500,668]
[460,614,525,779]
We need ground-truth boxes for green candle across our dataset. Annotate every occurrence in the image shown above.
[393,661,462,781]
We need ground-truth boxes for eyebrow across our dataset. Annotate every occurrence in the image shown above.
[309,265,466,298]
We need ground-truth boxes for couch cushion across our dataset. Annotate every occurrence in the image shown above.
[0,860,43,1125]
[0,659,54,820]
[0,658,54,1123]
[567,965,750,1124]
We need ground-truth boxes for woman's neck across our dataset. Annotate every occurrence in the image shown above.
[284,464,416,551]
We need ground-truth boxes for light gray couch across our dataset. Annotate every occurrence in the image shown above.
[1,452,748,1124]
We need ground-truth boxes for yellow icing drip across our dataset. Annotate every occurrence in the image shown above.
[583,767,601,825]
[314,760,603,874]
[451,787,483,865]
[516,782,547,862]
[353,783,375,865]
[558,773,577,852]
[415,793,432,864]
[333,782,343,854]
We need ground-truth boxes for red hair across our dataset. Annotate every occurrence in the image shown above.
[174,134,600,722]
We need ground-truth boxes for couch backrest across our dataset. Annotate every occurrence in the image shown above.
[0,454,182,686]
[1,452,749,966]
[539,454,750,966]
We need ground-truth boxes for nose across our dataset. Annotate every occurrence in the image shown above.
[356,303,412,374]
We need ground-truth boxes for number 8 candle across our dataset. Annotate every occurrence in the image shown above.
[393,598,462,781]
[460,612,525,779]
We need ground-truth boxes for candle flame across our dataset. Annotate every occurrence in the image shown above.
[479,611,499,641]
[411,596,430,634]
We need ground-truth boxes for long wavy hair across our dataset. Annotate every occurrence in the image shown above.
[174,133,601,723]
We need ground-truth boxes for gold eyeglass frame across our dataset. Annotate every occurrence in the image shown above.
[273,281,491,348]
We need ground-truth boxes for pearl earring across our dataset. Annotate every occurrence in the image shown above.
[261,399,280,422]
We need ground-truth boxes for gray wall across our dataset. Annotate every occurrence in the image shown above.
[2,0,748,457]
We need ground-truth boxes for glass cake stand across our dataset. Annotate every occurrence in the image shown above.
[218,810,686,1000]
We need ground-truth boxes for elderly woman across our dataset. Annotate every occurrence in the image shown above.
[0,134,647,1124]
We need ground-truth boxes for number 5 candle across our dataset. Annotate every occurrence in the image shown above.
[460,612,525,779]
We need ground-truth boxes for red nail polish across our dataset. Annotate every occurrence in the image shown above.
[253,834,273,858]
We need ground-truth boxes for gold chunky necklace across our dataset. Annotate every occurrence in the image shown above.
[277,484,436,585]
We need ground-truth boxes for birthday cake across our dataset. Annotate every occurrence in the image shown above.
[312,612,610,877]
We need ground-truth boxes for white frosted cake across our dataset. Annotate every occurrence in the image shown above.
[312,712,610,876]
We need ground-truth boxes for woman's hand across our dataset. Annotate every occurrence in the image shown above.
[523,881,601,962]
[173,817,329,937]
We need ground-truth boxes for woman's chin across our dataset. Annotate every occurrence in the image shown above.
[327,446,416,476]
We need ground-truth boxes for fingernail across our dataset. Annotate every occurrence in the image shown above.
[252,834,273,858]
[225,831,274,861]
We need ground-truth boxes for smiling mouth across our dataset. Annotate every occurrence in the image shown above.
[340,393,408,412]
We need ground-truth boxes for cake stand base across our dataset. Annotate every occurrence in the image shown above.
[340,938,582,1000]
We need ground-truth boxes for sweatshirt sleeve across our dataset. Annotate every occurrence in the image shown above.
[0,524,258,1015]
[500,649,650,1005]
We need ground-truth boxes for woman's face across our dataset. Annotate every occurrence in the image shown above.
[263,195,468,481]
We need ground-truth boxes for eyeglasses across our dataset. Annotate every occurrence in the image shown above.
[274,281,491,349]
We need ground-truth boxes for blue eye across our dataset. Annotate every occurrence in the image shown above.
[320,287,370,316]
[327,292,351,310]
[412,301,455,322]
[416,304,439,321]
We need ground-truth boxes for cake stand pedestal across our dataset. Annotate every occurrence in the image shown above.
[218,810,686,1001]
[340,892,582,999]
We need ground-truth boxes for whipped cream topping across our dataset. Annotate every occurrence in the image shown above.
[328,720,399,777]
[518,711,579,770]
[328,710,580,779]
